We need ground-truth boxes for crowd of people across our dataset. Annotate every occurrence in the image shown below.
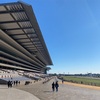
[7,80,20,88]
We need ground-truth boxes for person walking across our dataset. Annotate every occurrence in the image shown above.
[55,81,59,92]
[7,80,10,88]
[62,79,64,84]
[52,82,55,92]
[10,81,13,87]
[14,81,16,85]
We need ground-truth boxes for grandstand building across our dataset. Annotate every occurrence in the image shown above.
[0,1,53,74]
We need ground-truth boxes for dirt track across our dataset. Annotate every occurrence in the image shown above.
[60,81,100,90]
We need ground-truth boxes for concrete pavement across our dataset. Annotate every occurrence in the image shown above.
[0,85,40,100]
[0,78,100,100]
[16,78,100,100]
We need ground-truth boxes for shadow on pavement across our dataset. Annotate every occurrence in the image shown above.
[43,91,53,93]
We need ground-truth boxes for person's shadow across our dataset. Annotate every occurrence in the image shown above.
[43,91,53,93]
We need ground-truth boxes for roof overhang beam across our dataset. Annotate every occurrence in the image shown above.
[0,20,30,24]
[0,9,24,14]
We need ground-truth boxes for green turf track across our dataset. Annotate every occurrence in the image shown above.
[62,76,100,86]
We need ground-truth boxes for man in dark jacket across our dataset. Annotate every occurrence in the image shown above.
[55,81,59,92]
[52,82,55,91]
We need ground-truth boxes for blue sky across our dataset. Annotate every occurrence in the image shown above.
[0,0,100,74]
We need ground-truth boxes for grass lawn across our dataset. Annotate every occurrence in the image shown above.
[61,76,100,86]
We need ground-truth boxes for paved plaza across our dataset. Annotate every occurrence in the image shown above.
[0,85,40,100]
[0,78,100,100]
[16,78,100,100]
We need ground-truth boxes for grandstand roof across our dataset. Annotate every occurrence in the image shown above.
[0,1,53,67]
